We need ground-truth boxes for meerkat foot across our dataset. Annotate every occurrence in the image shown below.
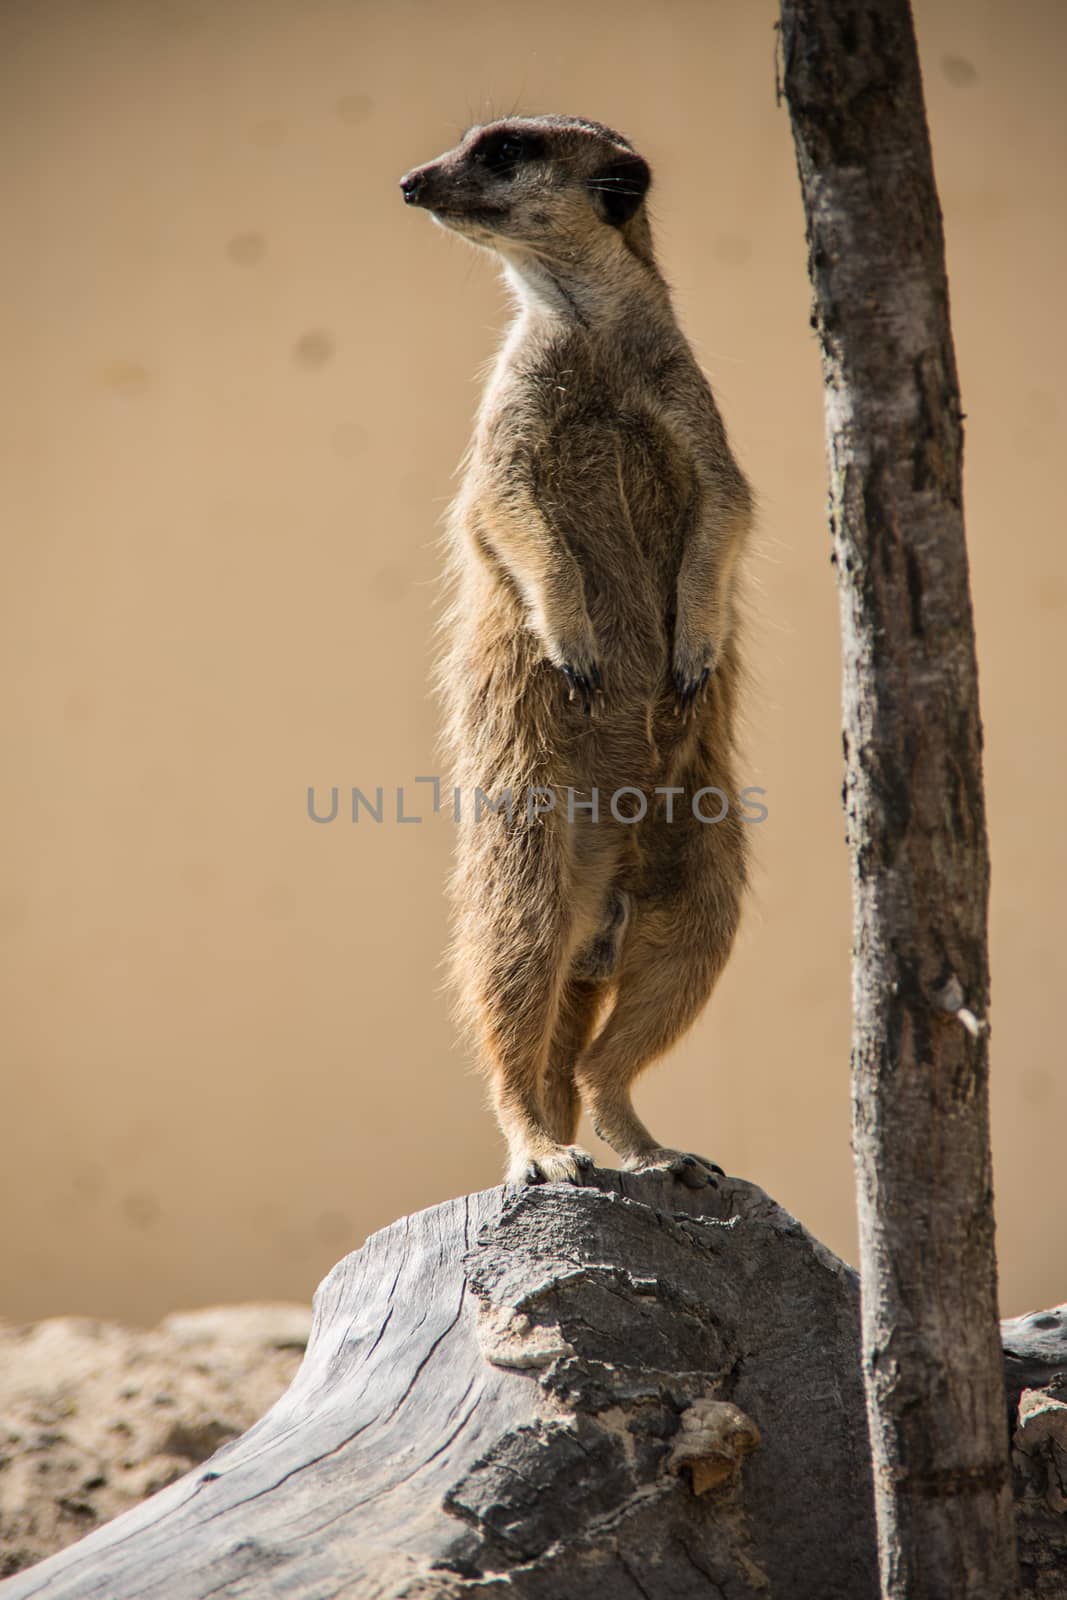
[624,1147,723,1188]
[512,1143,595,1187]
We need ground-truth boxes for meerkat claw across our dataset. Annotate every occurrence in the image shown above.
[520,1146,595,1186]
[673,666,710,719]
[674,1152,724,1186]
[673,645,717,717]
[561,661,602,716]
[627,1148,724,1188]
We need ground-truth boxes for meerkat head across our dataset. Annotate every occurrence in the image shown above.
[399,115,655,300]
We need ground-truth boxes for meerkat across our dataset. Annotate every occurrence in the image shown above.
[400,115,753,1187]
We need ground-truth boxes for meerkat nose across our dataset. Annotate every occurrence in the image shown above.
[399,170,425,205]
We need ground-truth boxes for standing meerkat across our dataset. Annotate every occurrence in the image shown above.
[400,115,753,1187]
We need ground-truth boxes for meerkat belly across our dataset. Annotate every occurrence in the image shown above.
[446,404,697,798]
[543,408,694,670]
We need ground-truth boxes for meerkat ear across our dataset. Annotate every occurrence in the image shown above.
[587,154,651,226]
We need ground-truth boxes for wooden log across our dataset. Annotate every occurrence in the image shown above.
[1003,1306,1067,1595]
[0,1171,880,1599]
[1,1173,1062,1598]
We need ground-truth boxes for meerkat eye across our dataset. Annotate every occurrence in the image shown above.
[475,131,547,178]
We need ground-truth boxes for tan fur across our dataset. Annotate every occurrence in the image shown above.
[400,116,753,1186]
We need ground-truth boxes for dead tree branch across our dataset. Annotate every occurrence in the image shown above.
[778,3,1018,1595]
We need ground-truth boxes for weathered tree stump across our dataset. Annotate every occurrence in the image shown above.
[1,1171,1063,1598]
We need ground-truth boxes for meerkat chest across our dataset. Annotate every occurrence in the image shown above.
[479,355,698,571]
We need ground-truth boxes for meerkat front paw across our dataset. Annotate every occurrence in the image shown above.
[625,1148,724,1188]
[560,657,603,716]
[672,637,718,718]
[543,621,603,716]
[511,1144,595,1186]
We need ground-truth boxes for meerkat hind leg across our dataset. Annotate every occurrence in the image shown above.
[464,831,597,1185]
[574,895,737,1188]
[484,974,596,1187]
[485,993,596,1187]
[541,976,606,1146]
[476,934,601,1190]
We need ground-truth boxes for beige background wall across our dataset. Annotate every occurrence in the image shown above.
[2,0,1063,1325]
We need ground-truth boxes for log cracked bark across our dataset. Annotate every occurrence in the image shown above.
[0,1175,1063,1598]
[0,1173,881,1600]
[1005,1306,1067,1595]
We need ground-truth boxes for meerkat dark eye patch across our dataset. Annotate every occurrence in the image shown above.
[473,130,549,179]
[587,154,651,226]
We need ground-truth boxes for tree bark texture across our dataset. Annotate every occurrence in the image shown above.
[778,3,1017,1596]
